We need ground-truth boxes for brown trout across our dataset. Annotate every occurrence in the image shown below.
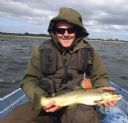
[33,88,122,110]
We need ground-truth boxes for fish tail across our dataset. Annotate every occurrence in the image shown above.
[32,93,45,110]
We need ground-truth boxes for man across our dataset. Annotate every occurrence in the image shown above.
[20,7,117,123]
[21,7,117,123]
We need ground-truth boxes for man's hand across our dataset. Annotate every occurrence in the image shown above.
[97,86,118,107]
[43,101,61,112]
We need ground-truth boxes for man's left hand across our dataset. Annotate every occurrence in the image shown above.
[97,86,118,107]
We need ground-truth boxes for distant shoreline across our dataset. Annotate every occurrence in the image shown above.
[0,34,50,39]
[0,33,127,43]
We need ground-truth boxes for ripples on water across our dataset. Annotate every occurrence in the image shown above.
[90,41,128,91]
[0,38,128,96]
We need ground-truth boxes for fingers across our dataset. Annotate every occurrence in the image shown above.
[43,101,60,112]
[45,106,60,112]
[99,86,116,91]
[108,100,117,107]
[43,101,55,110]
[98,100,117,107]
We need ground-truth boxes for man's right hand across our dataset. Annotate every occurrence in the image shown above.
[43,101,61,112]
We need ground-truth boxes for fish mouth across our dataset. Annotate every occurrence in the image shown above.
[115,95,123,100]
[110,95,123,102]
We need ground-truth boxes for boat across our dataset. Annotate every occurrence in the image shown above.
[0,81,128,123]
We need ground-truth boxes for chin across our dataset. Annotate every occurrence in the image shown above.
[60,40,74,48]
[62,43,72,48]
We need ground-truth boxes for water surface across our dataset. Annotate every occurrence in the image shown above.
[0,37,128,97]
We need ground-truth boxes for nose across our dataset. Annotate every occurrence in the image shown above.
[63,30,69,36]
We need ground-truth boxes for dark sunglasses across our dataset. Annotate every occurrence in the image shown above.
[55,28,76,34]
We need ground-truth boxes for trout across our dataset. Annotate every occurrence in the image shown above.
[33,88,122,110]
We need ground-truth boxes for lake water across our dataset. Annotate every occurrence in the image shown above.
[0,36,128,97]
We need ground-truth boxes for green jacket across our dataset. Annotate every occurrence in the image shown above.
[22,39,109,101]
[21,7,109,101]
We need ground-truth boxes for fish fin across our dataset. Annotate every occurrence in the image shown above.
[32,93,44,110]
[68,104,77,109]
[73,86,81,90]
[94,99,103,104]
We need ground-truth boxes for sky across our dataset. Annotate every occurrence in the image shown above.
[0,0,128,41]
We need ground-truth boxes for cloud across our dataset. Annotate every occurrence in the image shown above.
[0,0,55,23]
[0,0,128,40]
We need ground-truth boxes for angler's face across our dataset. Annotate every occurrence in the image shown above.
[55,21,76,48]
